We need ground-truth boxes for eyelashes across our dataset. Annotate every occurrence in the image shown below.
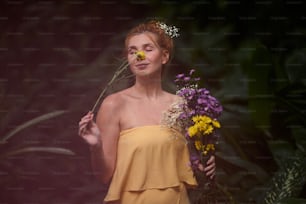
[128,48,153,56]
[128,44,155,56]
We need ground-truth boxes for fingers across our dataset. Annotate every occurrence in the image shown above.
[192,156,216,180]
[79,122,90,136]
[206,155,215,165]
[204,156,215,171]
[196,164,215,179]
[204,155,216,179]
[193,155,216,179]
[79,111,93,124]
[79,115,92,127]
[78,111,94,136]
[205,167,215,179]
[197,163,204,171]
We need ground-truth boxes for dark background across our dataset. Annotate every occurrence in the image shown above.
[1,0,305,203]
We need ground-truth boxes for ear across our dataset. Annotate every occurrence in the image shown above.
[161,50,170,65]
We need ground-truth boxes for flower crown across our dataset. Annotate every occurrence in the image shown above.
[157,22,180,38]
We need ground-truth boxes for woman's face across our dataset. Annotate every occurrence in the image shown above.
[126,32,169,77]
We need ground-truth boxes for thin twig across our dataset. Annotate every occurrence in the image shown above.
[90,51,145,112]
[90,60,129,112]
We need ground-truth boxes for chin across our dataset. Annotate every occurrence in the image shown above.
[136,71,151,77]
[131,66,161,77]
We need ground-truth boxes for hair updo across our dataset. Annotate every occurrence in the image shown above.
[125,20,174,60]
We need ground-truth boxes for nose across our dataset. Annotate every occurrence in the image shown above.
[135,51,146,61]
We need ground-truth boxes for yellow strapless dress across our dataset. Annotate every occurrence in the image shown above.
[103,125,198,204]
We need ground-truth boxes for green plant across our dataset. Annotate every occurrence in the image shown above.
[263,148,306,204]
[0,110,74,161]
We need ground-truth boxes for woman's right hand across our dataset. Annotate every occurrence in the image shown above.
[78,111,101,146]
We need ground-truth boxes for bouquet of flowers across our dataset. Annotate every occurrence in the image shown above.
[172,69,223,202]
[163,69,222,192]
[174,69,222,172]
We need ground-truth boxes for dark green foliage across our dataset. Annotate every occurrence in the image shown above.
[1,0,305,203]
[263,149,306,204]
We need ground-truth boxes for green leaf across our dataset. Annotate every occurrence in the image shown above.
[0,110,67,143]
[262,150,306,204]
[0,147,74,159]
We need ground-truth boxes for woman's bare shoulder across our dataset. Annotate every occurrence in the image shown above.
[163,90,180,102]
[100,88,131,108]
[96,88,131,123]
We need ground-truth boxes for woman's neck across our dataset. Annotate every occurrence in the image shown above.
[133,76,163,99]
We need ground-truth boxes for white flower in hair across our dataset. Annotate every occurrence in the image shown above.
[158,22,180,38]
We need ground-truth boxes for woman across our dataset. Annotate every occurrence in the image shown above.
[78,20,216,204]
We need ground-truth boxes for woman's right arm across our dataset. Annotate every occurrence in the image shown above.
[79,95,121,184]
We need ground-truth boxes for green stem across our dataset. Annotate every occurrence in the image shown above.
[90,60,129,112]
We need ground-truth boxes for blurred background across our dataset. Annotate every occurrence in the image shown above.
[0,0,305,203]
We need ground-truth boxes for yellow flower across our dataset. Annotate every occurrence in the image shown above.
[135,51,146,60]
[201,115,212,123]
[204,125,214,135]
[192,115,212,125]
[192,115,201,123]
[195,140,202,151]
[188,126,198,137]
[207,144,214,150]
[190,115,221,136]
[201,144,215,156]
[188,115,221,138]
[212,120,221,128]
[198,122,207,132]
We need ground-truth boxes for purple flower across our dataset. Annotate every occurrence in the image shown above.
[176,73,185,79]
[189,69,195,75]
[189,110,195,115]
[197,98,205,104]
[183,76,191,82]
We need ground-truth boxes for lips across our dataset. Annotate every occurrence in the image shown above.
[135,63,149,69]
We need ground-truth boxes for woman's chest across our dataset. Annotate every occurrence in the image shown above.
[119,100,173,129]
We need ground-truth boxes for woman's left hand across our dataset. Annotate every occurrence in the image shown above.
[197,155,216,179]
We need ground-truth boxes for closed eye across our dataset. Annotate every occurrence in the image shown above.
[128,49,137,55]
[144,45,154,52]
